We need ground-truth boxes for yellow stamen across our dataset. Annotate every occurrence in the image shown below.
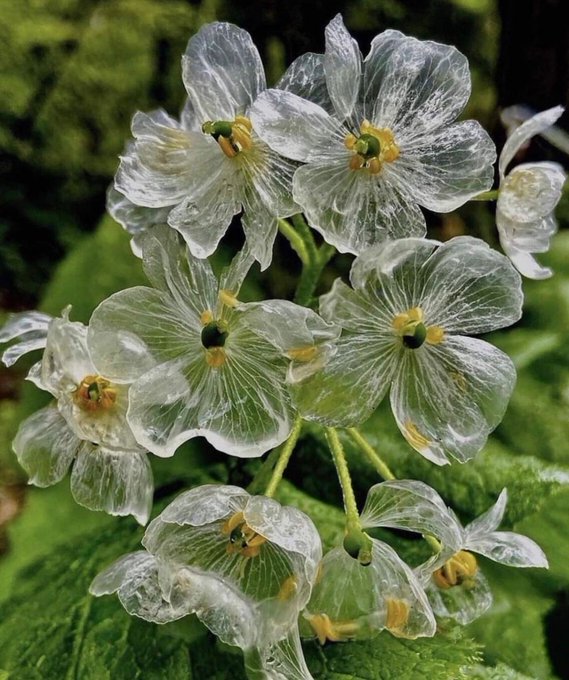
[403,421,431,451]
[73,375,117,413]
[200,310,214,325]
[392,307,445,349]
[307,614,360,645]
[385,598,410,633]
[222,510,267,558]
[433,550,478,590]
[345,119,400,174]
[426,326,445,345]
[277,575,298,601]
[219,289,239,308]
[205,347,226,368]
[287,346,318,362]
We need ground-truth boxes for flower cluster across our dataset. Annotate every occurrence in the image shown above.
[1,13,559,680]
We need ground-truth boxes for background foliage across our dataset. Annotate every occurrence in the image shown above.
[1,0,568,678]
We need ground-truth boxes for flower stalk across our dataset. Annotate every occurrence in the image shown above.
[264,416,303,498]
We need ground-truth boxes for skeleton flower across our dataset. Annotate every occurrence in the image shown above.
[497,106,566,279]
[114,22,297,269]
[303,480,461,642]
[426,489,548,624]
[90,485,321,679]
[293,237,523,465]
[87,226,339,458]
[251,14,495,254]
[0,310,153,524]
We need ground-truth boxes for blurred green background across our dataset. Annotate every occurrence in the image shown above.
[1,1,569,678]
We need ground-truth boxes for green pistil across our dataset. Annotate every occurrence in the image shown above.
[202,120,233,139]
[354,133,381,159]
[201,322,228,349]
[402,322,427,349]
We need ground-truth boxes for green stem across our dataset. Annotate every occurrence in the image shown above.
[294,242,335,307]
[291,213,318,261]
[325,427,360,529]
[347,428,395,480]
[278,218,309,265]
[471,189,499,201]
[264,416,303,498]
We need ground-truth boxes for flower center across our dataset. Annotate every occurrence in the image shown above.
[73,374,117,413]
[201,321,228,349]
[432,550,478,589]
[345,120,400,174]
[307,613,360,645]
[200,310,228,368]
[392,307,445,349]
[202,116,253,158]
[222,511,268,558]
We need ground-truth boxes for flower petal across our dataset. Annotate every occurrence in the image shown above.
[390,120,495,212]
[245,625,314,680]
[182,22,266,121]
[250,89,342,163]
[324,14,362,120]
[364,30,471,136]
[427,571,493,625]
[499,237,554,280]
[499,105,564,177]
[390,337,516,465]
[360,480,462,554]
[240,185,279,271]
[13,406,77,487]
[70,444,154,525]
[465,532,548,569]
[420,236,523,335]
[0,311,51,366]
[277,52,333,114]
[498,162,566,223]
[465,489,508,537]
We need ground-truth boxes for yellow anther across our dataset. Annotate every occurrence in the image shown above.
[433,550,478,590]
[385,598,410,633]
[349,155,365,171]
[346,120,400,174]
[277,575,298,601]
[73,375,117,413]
[222,510,267,558]
[344,133,358,150]
[426,326,445,345]
[403,421,431,451]
[307,614,360,645]
[200,310,214,325]
[393,307,444,350]
[367,157,381,174]
[205,347,226,368]
[205,116,254,158]
[287,346,318,362]
[219,289,239,308]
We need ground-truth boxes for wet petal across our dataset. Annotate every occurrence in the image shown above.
[241,186,280,271]
[182,22,266,121]
[364,30,471,136]
[499,236,554,280]
[466,533,548,569]
[499,105,564,176]
[0,310,51,366]
[13,406,78,487]
[150,484,249,527]
[427,571,492,625]
[324,14,362,120]
[277,52,333,114]
[465,489,507,537]
[245,625,314,680]
[390,337,516,465]
[498,162,566,223]
[70,444,154,525]
[391,120,495,212]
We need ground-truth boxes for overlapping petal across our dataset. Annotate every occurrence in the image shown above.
[0,311,51,367]
[277,52,333,114]
[428,570,493,625]
[324,14,362,120]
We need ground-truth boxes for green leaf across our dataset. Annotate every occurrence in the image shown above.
[464,664,537,679]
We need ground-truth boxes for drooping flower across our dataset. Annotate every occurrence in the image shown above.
[303,480,461,642]
[251,14,496,254]
[292,237,523,465]
[90,485,321,679]
[87,226,339,458]
[0,310,153,524]
[425,489,548,624]
[497,106,566,279]
[113,22,297,270]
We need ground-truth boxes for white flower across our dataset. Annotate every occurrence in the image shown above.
[497,106,566,279]
[90,484,321,679]
[114,22,297,270]
[303,480,461,642]
[426,489,548,624]
[251,14,496,254]
[87,226,339,458]
[1,310,153,524]
[292,237,523,465]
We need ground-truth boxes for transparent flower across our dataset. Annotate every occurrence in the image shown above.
[497,106,566,279]
[1,309,153,524]
[90,485,321,679]
[293,237,523,465]
[114,22,297,270]
[251,14,495,254]
[303,480,461,642]
[88,226,339,458]
[426,489,548,624]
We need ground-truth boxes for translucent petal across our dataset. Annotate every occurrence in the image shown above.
[364,30,471,137]
[499,235,554,280]
[466,532,548,568]
[498,162,566,223]
[465,489,507,537]
[241,186,280,271]
[293,160,426,254]
[70,444,154,525]
[499,105,564,176]
[250,90,343,163]
[13,406,77,487]
[26,361,44,388]
[389,120,495,212]
[245,625,314,680]
[90,551,150,595]
[218,247,256,299]
[277,52,333,114]
[427,571,492,625]
[324,14,362,120]
[419,236,523,335]
[390,337,517,465]
[0,311,51,366]
[360,480,462,553]
[182,22,266,121]
[116,110,201,208]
